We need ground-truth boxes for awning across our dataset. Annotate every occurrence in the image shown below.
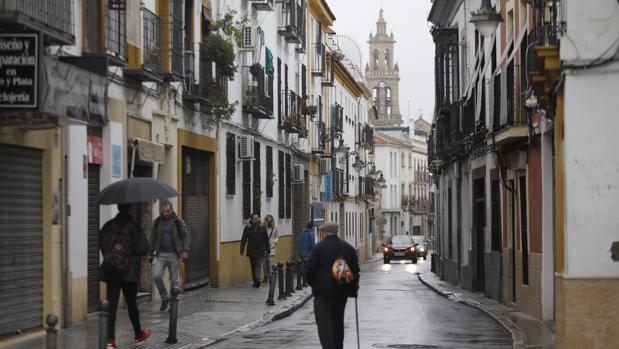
[40,56,107,124]
[134,138,165,164]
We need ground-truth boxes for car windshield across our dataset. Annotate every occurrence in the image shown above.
[391,236,412,245]
[412,237,424,245]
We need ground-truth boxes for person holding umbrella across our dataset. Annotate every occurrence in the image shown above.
[149,200,190,312]
[97,176,180,349]
[99,203,152,349]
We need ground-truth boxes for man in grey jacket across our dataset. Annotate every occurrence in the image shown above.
[149,201,190,311]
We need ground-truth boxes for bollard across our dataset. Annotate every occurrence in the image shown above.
[296,258,303,290]
[285,261,294,296]
[166,287,180,344]
[266,264,277,305]
[46,314,58,349]
[98,300,109,349]
[290,260,296,293]
[277,262,286,300]
[301,257,308,288]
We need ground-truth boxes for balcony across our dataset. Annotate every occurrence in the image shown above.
[330,103,343,133]
[321,52,335,86]
[0,0,74,45]
[277,0,305,44]
[361,123,374,148]
[183,44,228,105]
[312,44,324,76]
[249,0,274,12]
[311,120,326,154]
[124,9,163,82]
[333,168,348,197]
[242,64,274,119]
[279,90,306,136]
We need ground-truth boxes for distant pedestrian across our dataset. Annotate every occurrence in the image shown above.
[299,221,316,258]
[149,200,190,312]
[305,222,360,349]
[240,213,270,288]
[99,204,151,349]
[262,214,279,283]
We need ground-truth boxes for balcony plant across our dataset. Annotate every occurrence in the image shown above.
[300,104,318,118]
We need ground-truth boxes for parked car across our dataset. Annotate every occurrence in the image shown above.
[383,235,417,264]
[412,235,427,260]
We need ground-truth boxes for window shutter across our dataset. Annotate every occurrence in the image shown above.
[285,153,292,218]
[301,64,307,97]
[266,146,273,198]
[278,151,285,217]
[226,132,236,195]
[253,141,261,216]
[277,58,282,126]
[243,159,251,219]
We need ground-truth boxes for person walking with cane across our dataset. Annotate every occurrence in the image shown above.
[305,222,360,349]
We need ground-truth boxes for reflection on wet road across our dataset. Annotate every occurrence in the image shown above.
[210,258,511,348]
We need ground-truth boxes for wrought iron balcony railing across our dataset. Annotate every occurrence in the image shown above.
[242,64,274,119]
[535,0,562,46]
[277,0,305,44]
[125,8,162,82]
[0,0,74,44]
[183,43,228,104]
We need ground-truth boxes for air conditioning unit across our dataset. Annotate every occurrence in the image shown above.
[241,26,256,50]
[320,158,331,174]
[249,0,274,11]
[293,164,305,182]
[238,135,254,160]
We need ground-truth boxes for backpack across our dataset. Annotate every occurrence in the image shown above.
[330,242,355,284]
[101,222,132,278]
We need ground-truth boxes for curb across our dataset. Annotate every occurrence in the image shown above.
[201,290,313,347]
[417,272,527,349]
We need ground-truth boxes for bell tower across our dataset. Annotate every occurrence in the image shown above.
[366,9,402,126]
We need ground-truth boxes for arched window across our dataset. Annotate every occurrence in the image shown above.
[373,87,380,110]
[385,49,390,68]
[373,49,379,69]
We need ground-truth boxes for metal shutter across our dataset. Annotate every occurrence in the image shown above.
[0,144,43,337]
[87,164,101,313]
[182,147,211,288]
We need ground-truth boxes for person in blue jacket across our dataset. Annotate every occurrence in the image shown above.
[299,221,315,258]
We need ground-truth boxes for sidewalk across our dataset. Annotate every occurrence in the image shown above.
[418,271,555,349]
[0,283,312,349]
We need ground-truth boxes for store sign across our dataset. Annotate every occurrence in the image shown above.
[324,171,333,202]
[0,34,38,108]
[87,136,103,165]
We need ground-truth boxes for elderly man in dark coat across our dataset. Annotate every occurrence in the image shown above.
[305,222,360,349]
[240,213,270,288]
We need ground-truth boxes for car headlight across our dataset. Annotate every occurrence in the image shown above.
[384,247,389,252]
[420,247,425,252]
[410,246,415,252]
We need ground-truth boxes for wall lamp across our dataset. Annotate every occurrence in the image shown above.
[470,0,503,39]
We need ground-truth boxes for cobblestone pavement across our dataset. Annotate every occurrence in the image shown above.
[208,258,512,348]
[0,282,312,349]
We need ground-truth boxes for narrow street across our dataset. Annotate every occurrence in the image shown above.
[209,258,511,349]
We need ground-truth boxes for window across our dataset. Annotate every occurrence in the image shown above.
[226,133,236,195]
[266,146,273,198]
[401,153,405,168]
[520,176,529,285]
[448,186,453,259]
[278,151,285,217]
[106,0,127,60]
[168,0,184,77]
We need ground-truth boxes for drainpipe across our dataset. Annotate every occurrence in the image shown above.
[60,125,71,328]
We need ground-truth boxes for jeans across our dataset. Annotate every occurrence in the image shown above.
[249,255,264,285]
[314,295,348,349]
[262,255,274,280]
[106,281,142,340]
[152,252,180,300]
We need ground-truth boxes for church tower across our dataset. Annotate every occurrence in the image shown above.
[366,9,402,126]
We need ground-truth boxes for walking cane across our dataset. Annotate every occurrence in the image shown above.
[355,297,360,349]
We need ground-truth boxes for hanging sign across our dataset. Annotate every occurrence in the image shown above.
[0,34,38,108]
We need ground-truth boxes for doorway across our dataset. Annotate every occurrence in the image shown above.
[473,178,485,292]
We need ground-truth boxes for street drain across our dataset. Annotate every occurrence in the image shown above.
[372,344,450,349]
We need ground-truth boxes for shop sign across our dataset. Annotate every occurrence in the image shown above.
[324,171,333,202]
[88,136,103,165]
[112,144,121,178]
[0,34,38,108]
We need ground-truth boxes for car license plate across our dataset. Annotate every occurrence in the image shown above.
[394,252,405,257]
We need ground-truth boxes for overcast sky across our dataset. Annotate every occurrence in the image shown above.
[327,0,435,124]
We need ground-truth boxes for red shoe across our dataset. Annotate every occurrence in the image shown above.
[135,329,152,343]
[106,340,118,349]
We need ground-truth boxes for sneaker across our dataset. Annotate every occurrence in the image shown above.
[135,329,152,343]
[160,299,169,312]
[106,340,118,349]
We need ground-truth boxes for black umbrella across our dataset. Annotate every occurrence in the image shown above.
[97,177,179,205]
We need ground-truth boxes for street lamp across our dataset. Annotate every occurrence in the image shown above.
[352,155,365,173]
[470,0,503,39]
[335,139,349,156]
[376,172,386,187]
